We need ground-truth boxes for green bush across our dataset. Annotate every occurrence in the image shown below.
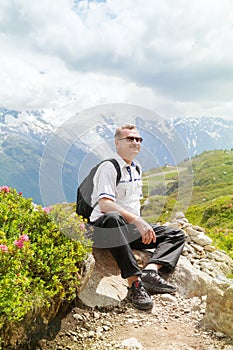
[208,228,233,259]
[0,186,92,346]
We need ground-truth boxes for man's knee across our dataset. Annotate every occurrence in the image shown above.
[174,228,186,243]
[166,227,186,243]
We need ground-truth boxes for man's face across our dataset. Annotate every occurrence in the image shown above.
[115,128,142,162]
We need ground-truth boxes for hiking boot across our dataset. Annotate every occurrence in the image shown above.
[127,280,153,310]
[141,269,177,295]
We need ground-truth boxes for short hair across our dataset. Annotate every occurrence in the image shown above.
[114,124,138,139]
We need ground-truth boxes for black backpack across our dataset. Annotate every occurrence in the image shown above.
[76,159,121,222]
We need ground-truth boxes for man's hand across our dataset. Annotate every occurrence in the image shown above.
[131,217,156,244]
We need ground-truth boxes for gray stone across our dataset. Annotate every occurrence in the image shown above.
[174,212,186,219]
[160,294,178,305]
[204,245,216,252]
[185,227,201,237]
[166,256,212,297]
[190,242,204,252]
[121,337,144,349]
[78,248,127,307]
[191,234,213,246]
[203,276,233,339]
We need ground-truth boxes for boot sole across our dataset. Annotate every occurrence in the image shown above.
[142,282,177,295]
[131,300,154,310]
[127,296,154,310]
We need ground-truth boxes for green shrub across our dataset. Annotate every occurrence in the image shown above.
[208,227,233,259]
[0,186,92,346]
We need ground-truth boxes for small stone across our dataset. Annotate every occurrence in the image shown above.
[201,295,207,302]
[175,212,185,219]
[127,318,138,323]
[73,313,83,321]
[160,294,178,305]
[215,331,226,338]
[204,245,216,252]
[121,337,143,349]
[87,331,95,338]
[183,308,191,313]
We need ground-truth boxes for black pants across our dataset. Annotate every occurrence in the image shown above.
[91,213,185,279]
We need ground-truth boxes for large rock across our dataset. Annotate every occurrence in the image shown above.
[203,275,233,339]
[78,248,153,307]
[166,255,212,297]
[78,248,127,307]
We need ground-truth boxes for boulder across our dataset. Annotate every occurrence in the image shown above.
[203,276,233,339]
[165,255,212,297]
[78,248,127,307]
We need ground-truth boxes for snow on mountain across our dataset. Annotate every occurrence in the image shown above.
[1,106,233,204]
[0,108,56,146]
[171,116,233,156]
[1,107,232,159]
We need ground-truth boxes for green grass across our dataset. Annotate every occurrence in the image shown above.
[142,149,233,259]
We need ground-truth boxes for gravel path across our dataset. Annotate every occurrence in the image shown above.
[36,293,233,350]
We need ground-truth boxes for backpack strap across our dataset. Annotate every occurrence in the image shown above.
[107,158,121,185]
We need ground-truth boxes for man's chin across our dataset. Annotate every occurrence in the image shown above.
[132,149,139,154]
[129,151,139,159]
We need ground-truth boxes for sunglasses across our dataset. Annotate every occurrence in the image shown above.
[117,136,143,143]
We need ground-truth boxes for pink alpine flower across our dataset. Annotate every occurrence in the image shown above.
[0,186,10,193]
[79,223,86,231]
[14,239,24,248]
[14,234,30,249]
[43,206,53,214]
[20,234,29,242]
[0,244,8,252]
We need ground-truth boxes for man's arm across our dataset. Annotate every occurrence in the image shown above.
[99,198,156,244]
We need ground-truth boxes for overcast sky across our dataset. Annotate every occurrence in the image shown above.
[1,0,233,121]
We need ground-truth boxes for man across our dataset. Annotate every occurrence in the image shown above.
[90,124,185,310]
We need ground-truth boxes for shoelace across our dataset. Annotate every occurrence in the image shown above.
[145,271,168,285]
[137,284,149,297]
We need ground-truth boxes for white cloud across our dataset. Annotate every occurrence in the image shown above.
[1,0,233,120]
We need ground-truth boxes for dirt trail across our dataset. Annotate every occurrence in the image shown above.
[36,293,233,350]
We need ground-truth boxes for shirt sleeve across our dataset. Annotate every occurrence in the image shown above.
[91,161,118,204]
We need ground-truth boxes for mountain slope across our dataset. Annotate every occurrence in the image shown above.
[137,150,233,227]
[1,107,233,204]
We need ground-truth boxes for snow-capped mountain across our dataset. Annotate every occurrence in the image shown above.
[1,107,233,205]
[0,108,56,145]
[171,116,233,157]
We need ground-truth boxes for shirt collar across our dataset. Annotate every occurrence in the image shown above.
[114,153,137,170]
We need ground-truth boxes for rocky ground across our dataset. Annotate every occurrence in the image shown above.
[36,292,233,350]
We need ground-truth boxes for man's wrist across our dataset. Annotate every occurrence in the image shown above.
[127,215,140,224]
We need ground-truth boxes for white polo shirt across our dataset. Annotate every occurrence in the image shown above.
[90,154,142,222]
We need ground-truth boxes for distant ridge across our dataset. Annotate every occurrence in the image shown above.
[0,107,233,204]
